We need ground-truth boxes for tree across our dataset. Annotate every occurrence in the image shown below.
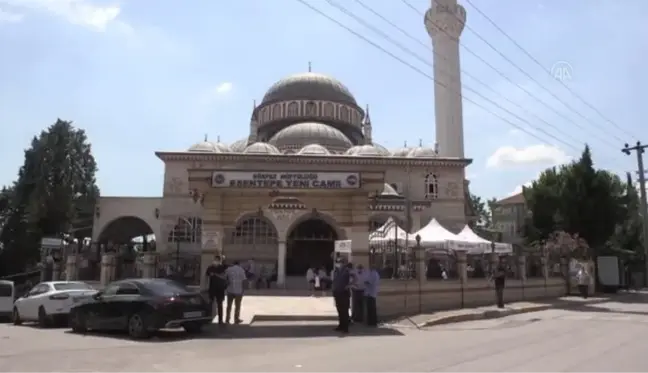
[0,119,99,276]
[469,193,495,228]
[523,145,627,257]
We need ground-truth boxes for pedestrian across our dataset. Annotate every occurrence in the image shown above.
[306,266,316,296]
[204,256,227,325]
[577,266,590,299]
[491,257,507,309]
[364,262,380,327]
[224,260,247,324]
[332,257,351,333]
[351,264,366,323]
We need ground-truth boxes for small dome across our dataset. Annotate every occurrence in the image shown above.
[188,141,230,153]
[372,143,390,156]
[243,142,281,154]
[230,138,248,152]
[261,72,357,106]
[408,146,438,158]
[381,183,400,196]
[391,147,412,157]
[269,122,353,152]
[297,144,331,155]
[345,144,386,157]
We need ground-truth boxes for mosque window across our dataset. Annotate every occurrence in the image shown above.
[167,217,203,243]
[340,106,349,122]
[305,101,317,116]
[287,102,299,117]
[229,217,278,245]
[262,108,270,123]
[424,174,439,200]
[323,102,334,118]
[271,104,282,120]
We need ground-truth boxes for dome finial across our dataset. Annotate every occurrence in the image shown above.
[308,61,312,72]
[217,135,221,142]
[204,134,208,142]
[404,141,407,147]
[434,141,439,153]
[419,138,423,147]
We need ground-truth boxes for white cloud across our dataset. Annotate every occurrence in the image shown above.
[487,144,570,168]
[510,181,532,196]
[1,0,122,31]
[0,8,23,22]
[215,82,233,94]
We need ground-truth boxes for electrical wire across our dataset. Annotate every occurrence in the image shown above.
[463,0,639,141]
[296,0,578,152]
[401,0,627,146]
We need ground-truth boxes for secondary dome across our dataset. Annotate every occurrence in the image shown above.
[269,122,353,153]
[261,72,357,106]
[243,142,281,154]
[408,146,438,158]
[345,144,387,157]
[230,138,248,152]
[392,146,412,157]
[187,141,230,153]
[297,144,330,155]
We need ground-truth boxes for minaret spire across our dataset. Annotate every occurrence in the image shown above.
[204,134,208,142]
[308,61,312,72]
[363,104,373,145]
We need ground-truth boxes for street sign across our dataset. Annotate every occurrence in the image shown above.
[334,240,352,254]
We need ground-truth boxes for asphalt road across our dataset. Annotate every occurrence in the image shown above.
[1,293,648,372]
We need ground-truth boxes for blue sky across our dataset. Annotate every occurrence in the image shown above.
[0,0,646,201]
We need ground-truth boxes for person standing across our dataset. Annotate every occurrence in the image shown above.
[364,263,380,327]
[351,264,366,323]
[225,260,247,324]
[332,258,351,333]
[492,257,507,309]
[577,266,591,298]
[204,256,227,325]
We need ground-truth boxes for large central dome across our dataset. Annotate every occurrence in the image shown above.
[261,72,357,106]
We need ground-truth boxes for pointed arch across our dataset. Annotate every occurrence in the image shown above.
[424,173,439,200]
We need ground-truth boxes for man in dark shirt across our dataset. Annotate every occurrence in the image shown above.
[205,256,227,325]
[492,258,507,309]
[332,258,351,333]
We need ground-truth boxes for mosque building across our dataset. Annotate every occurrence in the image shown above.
[90,0,475,286]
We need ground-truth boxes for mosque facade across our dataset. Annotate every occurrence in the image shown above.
[90,0,475,286]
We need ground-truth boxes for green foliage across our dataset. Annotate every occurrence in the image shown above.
[523,145,631,257]
[0,119,99,276]
[468,194,496,228]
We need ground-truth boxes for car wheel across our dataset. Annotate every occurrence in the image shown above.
[183,322,204,334]
[12,307,22,326]
[38,306,50,328]
[127,312,151,340]
[70,310,87,333]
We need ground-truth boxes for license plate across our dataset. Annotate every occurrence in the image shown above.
[183,311,203,318]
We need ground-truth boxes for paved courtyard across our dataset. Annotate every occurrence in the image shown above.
[1,292,648,372]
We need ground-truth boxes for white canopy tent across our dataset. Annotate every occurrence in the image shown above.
[413,218,478,252]
[457,225,514,254]
[369,217,417,246]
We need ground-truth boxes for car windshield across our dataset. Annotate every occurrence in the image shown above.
[0,283,12,297]
[144,280,192,296]
[53,282,93,291]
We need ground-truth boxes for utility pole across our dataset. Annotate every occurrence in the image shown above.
[622,141,648,286]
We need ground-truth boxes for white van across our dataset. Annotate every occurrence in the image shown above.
[0,280,15,320]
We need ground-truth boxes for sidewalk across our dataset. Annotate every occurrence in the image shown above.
[390,294,631,328]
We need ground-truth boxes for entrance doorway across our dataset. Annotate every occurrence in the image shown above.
[286,218,338,276]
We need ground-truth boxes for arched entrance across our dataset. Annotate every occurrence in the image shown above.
[97,216,155,279]
[98,216,154,245]
[286,218,338,276]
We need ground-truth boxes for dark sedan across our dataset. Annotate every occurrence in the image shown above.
[68,278,212,339]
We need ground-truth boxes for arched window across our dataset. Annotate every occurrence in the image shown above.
[424,173,439,200]
[167,217,202,243]
[287,102,299,117]
[228,217,278,245]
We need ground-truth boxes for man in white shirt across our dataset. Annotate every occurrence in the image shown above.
[364,263,380,327]
[225,261,247,324]
[351,264,367,323]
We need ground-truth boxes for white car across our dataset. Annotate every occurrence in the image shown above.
[13,281,97,327]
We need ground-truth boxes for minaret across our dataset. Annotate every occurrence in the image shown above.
[425,0,466,158]
[363,105,373,144]
[249,100,258,143]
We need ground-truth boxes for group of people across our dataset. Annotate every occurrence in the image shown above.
[328,258,380,333]
[204,256,248,325]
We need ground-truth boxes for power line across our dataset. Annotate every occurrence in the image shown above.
[296,0,577,152]
[400,0,625,149]
[327,0,583,152]
[464,0,639,141]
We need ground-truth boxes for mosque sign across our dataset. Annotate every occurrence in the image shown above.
[211,171,360,189]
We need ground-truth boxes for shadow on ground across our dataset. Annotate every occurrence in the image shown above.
[537,291,648,317]
[63,323,403,343]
